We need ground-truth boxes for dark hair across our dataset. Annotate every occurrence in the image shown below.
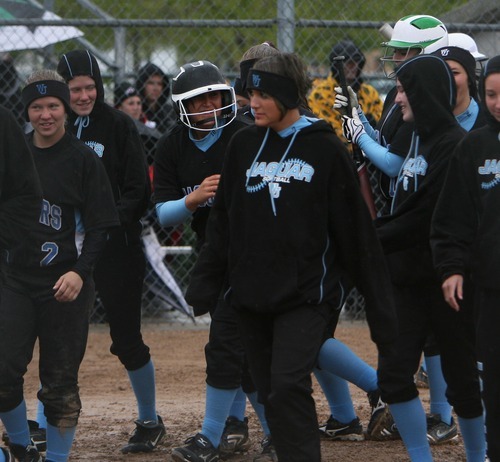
[252,53,311,112]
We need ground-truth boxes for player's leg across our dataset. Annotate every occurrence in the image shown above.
[476,287,500,462]
[0,285,41,460]
[378,284,432,462]
[238,303,333,462]
[173,298,255,461]
[94,232,165,453]
[37,279,94,462]
[431,284,485,462]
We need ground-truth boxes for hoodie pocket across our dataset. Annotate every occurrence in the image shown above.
[229,251,299,312]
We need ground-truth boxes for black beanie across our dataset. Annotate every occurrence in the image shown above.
[114,82,140,107]
[22,80,71,121]
[432,46,477,99]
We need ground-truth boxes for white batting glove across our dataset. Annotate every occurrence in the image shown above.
[341,107,366,144]
[334,86,359,110]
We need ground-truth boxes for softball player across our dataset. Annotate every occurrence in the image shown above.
[0,70,118,462]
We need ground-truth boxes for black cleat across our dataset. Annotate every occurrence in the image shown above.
[8,443,43,462]
[219,416,250,455]
[171,433,219,462]
[120,415,166,453]
[319,415,364,441]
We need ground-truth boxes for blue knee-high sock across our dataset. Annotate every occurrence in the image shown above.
[36,392,47,429]
[425,355,452,424]
[314,368,356,423]
[0,400,30,447]
[389,398,432,462]
[247,391,270,436]
[458,415,486,462]
[201,385,238,448]
[45,424,76,462]
[127,360,157,422]
[317,338,378,392]
[227,387,246,421]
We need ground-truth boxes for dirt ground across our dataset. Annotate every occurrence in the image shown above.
[11,320,468,461]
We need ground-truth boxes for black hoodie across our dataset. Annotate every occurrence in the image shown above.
[431,55,500,289]
[57,50,150,235]
[376,55,466,285]
[186,119,397,349]
[135,62,176,134]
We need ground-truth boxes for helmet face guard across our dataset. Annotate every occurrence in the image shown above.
[172,61,237,132]
[175,86,237,131]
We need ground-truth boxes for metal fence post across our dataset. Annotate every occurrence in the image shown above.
[277,0,294,52]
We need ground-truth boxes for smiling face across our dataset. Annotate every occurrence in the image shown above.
[68,75,97,116]
[485,73,500,123]
[395,79,414,122]
[28,96,66,147]
[185,90,222,135]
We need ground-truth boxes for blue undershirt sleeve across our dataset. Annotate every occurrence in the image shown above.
[357,109,377,140]
[356,133,405,178]
[156,198,193,227]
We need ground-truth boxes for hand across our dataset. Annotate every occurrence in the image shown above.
[185,174,220,211]
[441,274,464,311]
[53,271,83,302]
[334,86,359,110]
[341,107,366,144]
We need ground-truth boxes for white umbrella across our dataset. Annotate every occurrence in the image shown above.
[0,0,83,52]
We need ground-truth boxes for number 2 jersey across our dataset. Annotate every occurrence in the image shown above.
[3,131,119,293]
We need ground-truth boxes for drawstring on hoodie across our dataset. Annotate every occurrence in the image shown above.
[74,116,89,139]
[391,131,420,214]
[245,127,300,216]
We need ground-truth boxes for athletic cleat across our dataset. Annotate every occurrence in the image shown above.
[253,435,278,462]
[426,414,458,445]
[120,415,166,453]
[219,416,250,455]
[415,365,429,388]
[8,443,43,462]
[366,389,400,441]
[2,420,47,453]
[319,415,364,441]
[0,447,14,462]
[171,433,219,462]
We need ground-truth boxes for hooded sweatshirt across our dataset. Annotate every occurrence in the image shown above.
[57,50,150,235]
[431,55,500,289]
[135,62,176,134]
[186,119,397,349]
[376,55,466,286]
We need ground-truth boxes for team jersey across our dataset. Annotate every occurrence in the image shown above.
[153,118,249,243]
[4,132,118,286]
[308,74,383,145]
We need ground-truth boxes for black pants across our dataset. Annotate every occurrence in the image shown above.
[0,279,94,427]
[236,303,334,462]
[93,228,150,371]
[378,283,482,419]
[475,288,500,462]
[205,297,255,392]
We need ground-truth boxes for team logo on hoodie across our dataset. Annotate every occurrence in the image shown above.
[478,158,500,189]
[246,158,314,195]
[85,141,105,158]
[399,155,428,191]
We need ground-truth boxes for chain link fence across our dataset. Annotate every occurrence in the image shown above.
[2,0,499,324]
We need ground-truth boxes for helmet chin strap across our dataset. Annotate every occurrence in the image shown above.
[192,116,216,128]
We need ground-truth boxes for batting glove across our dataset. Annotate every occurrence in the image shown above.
[341,107,366,144]
[334,86,359,110]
